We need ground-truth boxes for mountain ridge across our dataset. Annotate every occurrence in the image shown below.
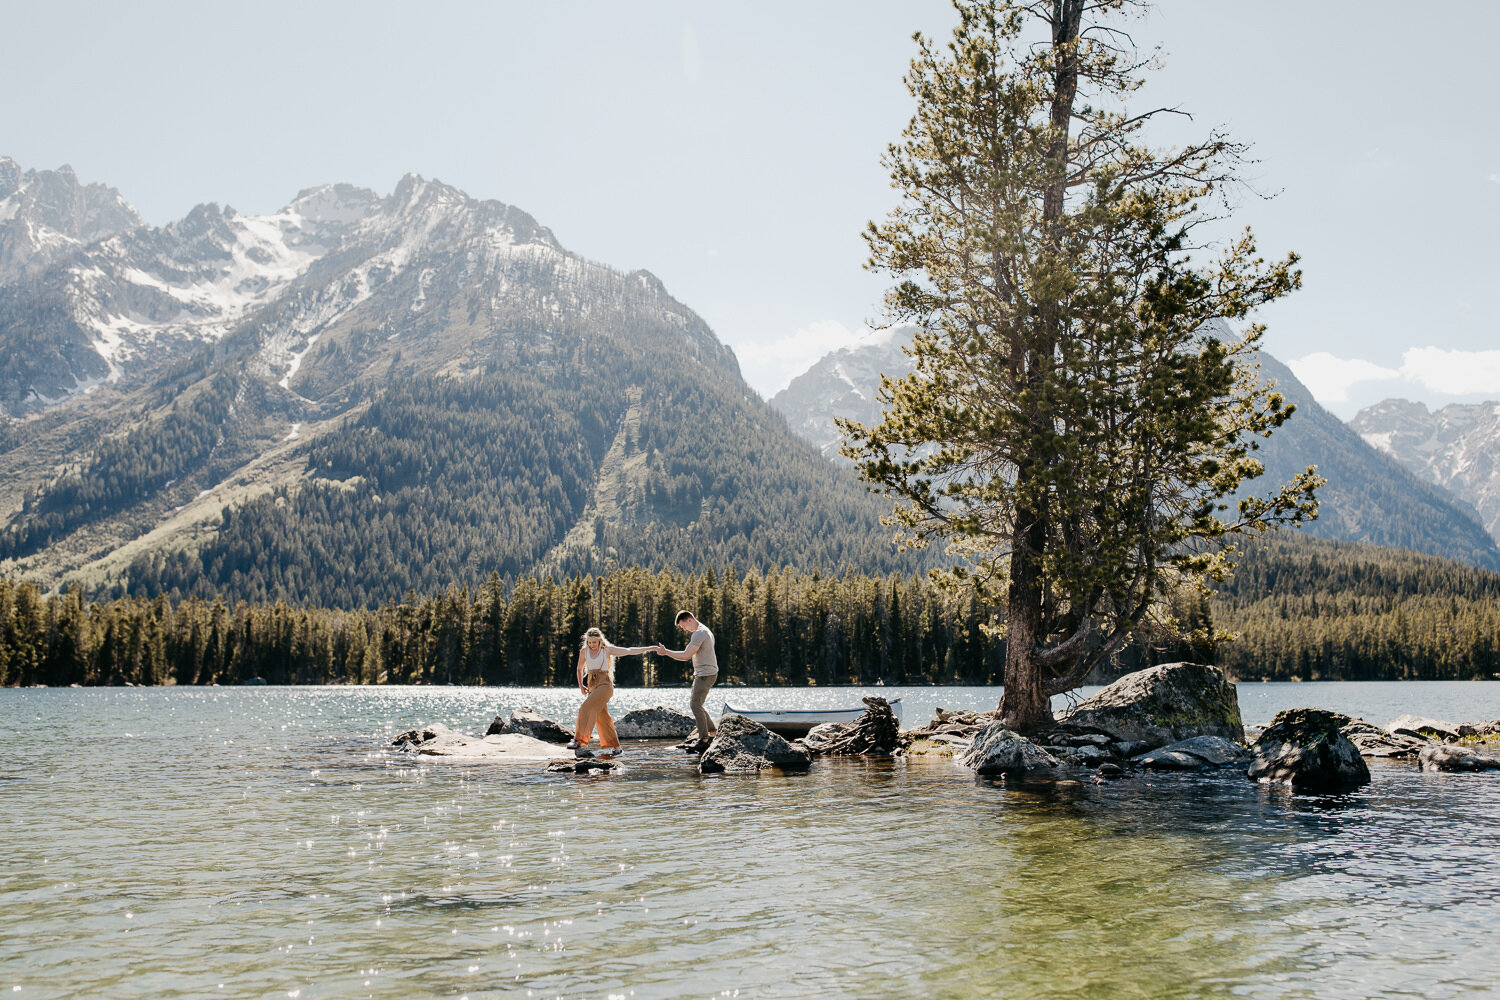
[768,325,1500,572]
[0,157,923,604]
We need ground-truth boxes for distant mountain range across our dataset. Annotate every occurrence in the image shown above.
[0,158,927,605]
[1350,398,1500,542]
[7,153,1499,605]
[769,325,1500,572]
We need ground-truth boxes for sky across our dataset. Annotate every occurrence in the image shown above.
[2,1,1497,417]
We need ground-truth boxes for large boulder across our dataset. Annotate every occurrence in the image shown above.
[1058,662,1244,749]
[960,724,1063,775]
[1137,735,1252,771]
[699,714,811,774]
[615,706,696,740]
[1418,744,1500,772]
[498,707,573,744]
[1248,709,1370,792]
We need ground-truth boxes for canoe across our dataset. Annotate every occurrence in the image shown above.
[720,699,901,737]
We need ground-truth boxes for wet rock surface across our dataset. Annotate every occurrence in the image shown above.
[1248,708,1371,792]
[547,757,622,774]
[699,714,811,774]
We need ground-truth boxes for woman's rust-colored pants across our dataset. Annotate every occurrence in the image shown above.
[575,672,619,749]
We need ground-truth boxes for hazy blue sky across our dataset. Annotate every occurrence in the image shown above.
[3,1,1496,415]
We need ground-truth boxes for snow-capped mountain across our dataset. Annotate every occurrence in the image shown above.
[1350,398,1500,541]
[1,158,912,602]
[0,168,734,414]
[0,158,142,284]
[770,325,916,459]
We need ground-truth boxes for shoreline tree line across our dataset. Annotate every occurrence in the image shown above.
[5,542,1498,689]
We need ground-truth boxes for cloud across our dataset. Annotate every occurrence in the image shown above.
[1400,346,1500,396]
[1285,352,1399,403]
[1286,347,1500,414]
[733,320,871,397]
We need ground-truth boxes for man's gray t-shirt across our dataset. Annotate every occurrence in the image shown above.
[688,626,718,676]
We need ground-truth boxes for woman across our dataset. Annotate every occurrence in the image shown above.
[569,627,652,755]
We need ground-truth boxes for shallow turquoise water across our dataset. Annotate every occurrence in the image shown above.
[2,682,1498,999]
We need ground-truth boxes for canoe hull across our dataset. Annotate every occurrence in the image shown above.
[720,699,902,737]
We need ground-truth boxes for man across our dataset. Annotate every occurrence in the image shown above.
[655,610,718,746]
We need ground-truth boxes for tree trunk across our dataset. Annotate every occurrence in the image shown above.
[997,0,1083,734]
[999,509,1054,732]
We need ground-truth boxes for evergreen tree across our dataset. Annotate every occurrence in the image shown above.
[844,0,1319,730]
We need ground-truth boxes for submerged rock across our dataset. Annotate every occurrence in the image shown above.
[547,757,621,774]
[960,724,1063,775]
[1418,744,1500,772]
[615,706,696,740]
[699,714,811,774]
[1057,663,1244,749]
[1248,709,1370,792]
[1137,735,1251,771]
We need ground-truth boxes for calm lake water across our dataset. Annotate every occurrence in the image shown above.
[2,682,1498,1000]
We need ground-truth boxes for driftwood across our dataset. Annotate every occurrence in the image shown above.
[818,697,901,755]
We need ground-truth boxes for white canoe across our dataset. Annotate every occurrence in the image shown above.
[720,699,901,737]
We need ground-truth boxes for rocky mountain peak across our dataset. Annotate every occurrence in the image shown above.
[1350,397,1500,541]
[0,156,142,283]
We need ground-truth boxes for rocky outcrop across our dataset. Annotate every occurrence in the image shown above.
[1248,709,1370,792]
[1418,744,1500,772]
[900,707,997,753]
[1385,715,1463,743]
[1057,662,1244,748]
[490,707,573,744]
[1137,736,1252,771]
[699,714,812,774]
[1339,718,1428,758]
[960,724,1063,776]
[615,706,696,740]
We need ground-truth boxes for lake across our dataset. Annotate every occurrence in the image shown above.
[2,681,1498,999]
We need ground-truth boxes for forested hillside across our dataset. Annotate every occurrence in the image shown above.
[117,365,921,607]
[1212,534,1500,681]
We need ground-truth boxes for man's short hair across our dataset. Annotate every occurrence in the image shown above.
[674,609,696,624]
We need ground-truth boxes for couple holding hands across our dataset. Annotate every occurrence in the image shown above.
[568,610,718,755]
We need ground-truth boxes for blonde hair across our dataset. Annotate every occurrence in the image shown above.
[580,627,615,680]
